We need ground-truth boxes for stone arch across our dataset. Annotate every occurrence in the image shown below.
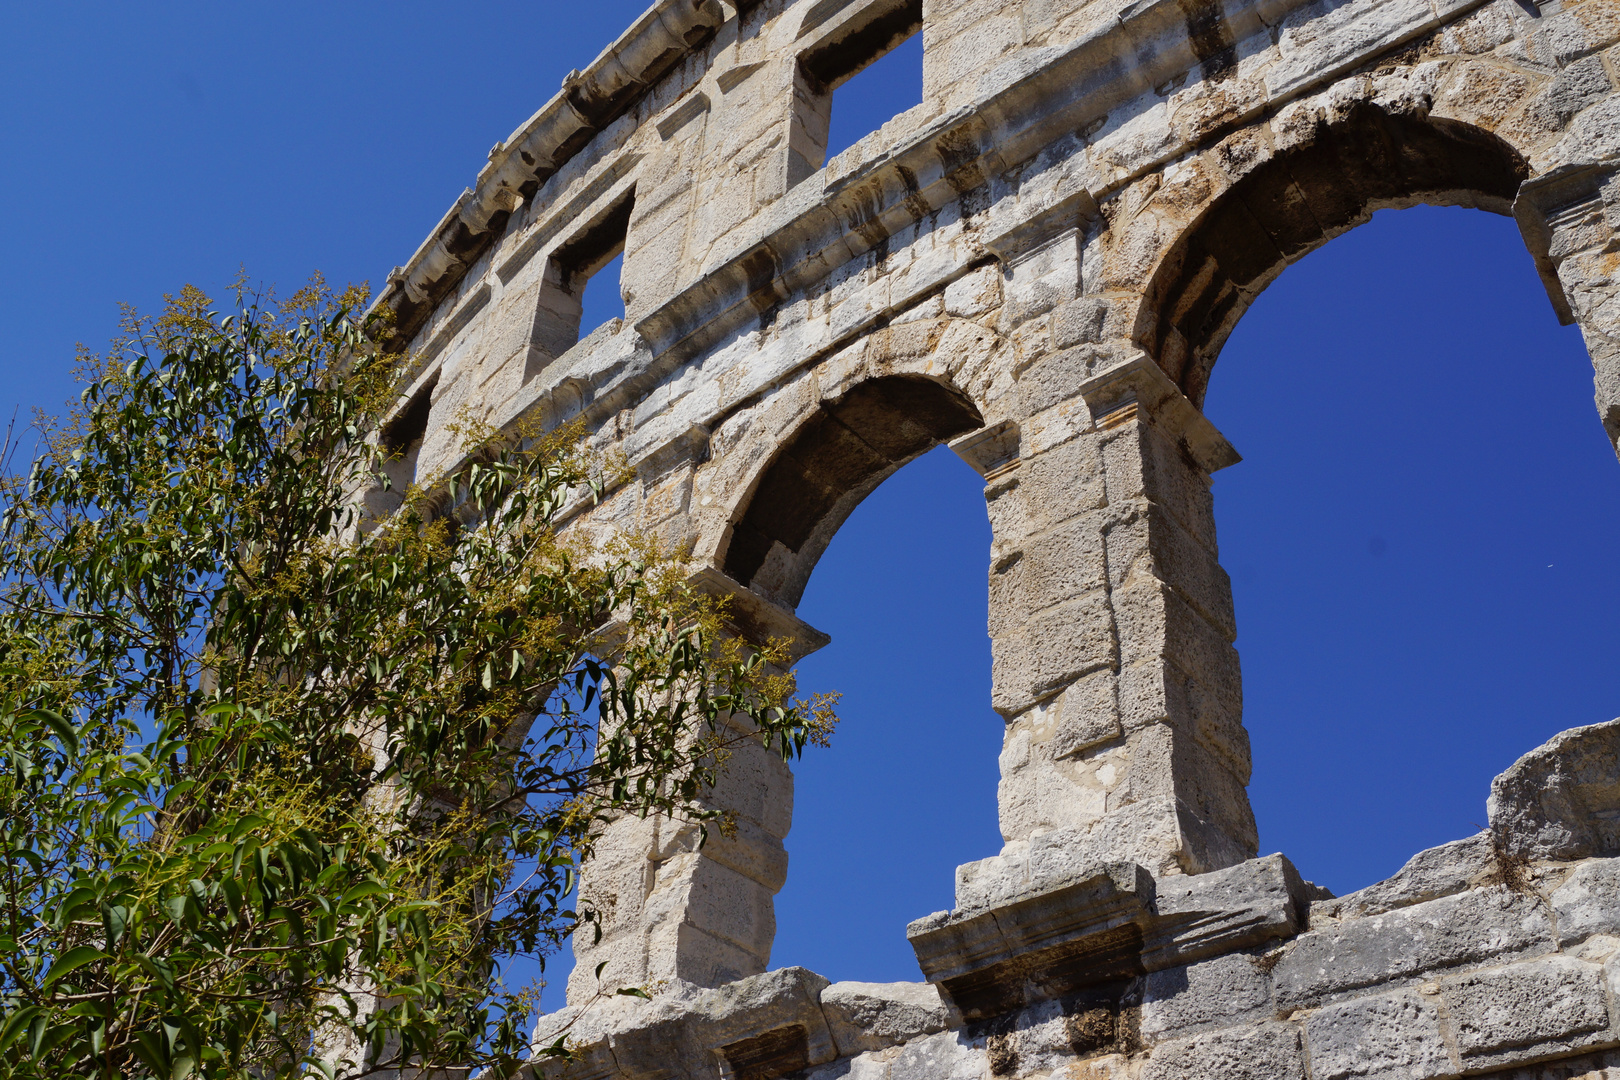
[568,318,1007,998]
[1137,101,1529,407]
[720,372,984,606]
[692,312,1008,605]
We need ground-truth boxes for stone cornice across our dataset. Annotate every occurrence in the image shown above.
[400,0,1492,502]
[381,0,1487,380]
[629,0,1490,370]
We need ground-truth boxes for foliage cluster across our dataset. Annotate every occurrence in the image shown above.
[0,281,835,1079]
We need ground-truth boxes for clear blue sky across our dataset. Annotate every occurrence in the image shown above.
[5,4,1617,1001]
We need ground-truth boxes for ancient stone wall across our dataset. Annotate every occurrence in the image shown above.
[366,0,1620,1073]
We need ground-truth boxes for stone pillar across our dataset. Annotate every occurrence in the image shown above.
[566,572,827,1002]
[1514,161,1620,460]
[981,352,1257,884]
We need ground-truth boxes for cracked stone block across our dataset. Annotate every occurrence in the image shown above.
[1272,886,1555,1009]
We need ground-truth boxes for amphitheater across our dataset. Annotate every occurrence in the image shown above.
[370,0,1620,1074]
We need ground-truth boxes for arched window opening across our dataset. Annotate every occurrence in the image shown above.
[723,374,983,607]
[1142,102,1526,407]
[1204,203,1620,896]
[768,444,1003,982]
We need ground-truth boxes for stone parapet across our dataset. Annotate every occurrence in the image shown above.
[527,722,1620,1080]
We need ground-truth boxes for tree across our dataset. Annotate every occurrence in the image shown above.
[0,281,835,1080]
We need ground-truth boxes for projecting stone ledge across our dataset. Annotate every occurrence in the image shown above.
[905,854,1317,1020]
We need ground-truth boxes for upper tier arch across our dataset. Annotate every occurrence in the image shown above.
[721,372,983,606]
[1136,102,1529,407]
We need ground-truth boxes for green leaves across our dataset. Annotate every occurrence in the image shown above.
[31,711,76,761]
[99,903,129,951]
[0,280,834,1080]
[41,946,106,988]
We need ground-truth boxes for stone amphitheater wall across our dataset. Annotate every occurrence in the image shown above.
[365,0,1620,1074]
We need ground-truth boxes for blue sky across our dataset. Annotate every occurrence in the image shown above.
[5,4,1617,999]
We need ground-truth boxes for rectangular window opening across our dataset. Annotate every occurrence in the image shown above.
[381,373,437,457]
[791,0,923,185]
[527,189,635,383]
[377,371,439,501]
[579,249,626,339]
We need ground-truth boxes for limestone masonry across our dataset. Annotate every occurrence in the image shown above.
[368,0,1620,1074]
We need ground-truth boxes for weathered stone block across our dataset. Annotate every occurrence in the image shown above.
[1551,858,1620,946]
[1268,0,1438,101]
[989,588,1117,714]
[995,720,1117,840]
[696,814,790,892]
[1140,1021,1306,1080]
[667,851,776,941]
[599,966,838,1080]
[994,992,1135,1075]
[987,512,1109,634]
[1489,718,1620,862]
[1112,583,1241,709]
[819,981,956,1056]
[1053,297,1111,348]
[944,264,1002,319]
[910,861,1154,1018]
[886,1028,986,1080]
[1117,722,1258,862]
[1110,504,1236,643]
[1145,855,1308,968]
[647,923,771,990]
[1048,670,1124,759]
[1319,832,1494,920]
[1528,56,1612,131]
[1100,415,1219,550]
[1140,950,1274,1042]
[1272,887,1555,1009]
[1019,433,1107,529]
[1025,796,1195,880]
[1019,345,1108,416]
[1303,988,1454,1080]
[1442,955,1609,1062]
[912,856,1304,1019]
[698,736,795,840]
